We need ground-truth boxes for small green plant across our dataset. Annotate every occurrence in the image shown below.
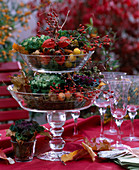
[6,119,51,142]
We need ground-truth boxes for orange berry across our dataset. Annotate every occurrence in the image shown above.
[58,92,65,101]
[65,91,72,100]
[76,92,84,102]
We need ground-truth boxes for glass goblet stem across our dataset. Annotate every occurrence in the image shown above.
[74,118,78,135]
[110,118,116,131]
[99,107,106,138]
[115,119,123,145]
[129,111,137,138]
[122,111,139,141]
[71,111,80,136]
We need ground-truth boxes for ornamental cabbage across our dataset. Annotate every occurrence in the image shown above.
[21,35,50,53]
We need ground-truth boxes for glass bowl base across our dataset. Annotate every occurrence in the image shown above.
[94,137,114,143]
[122,136,139,142]
[104,129,117,135]
[37,151,70,161]
[111,143,129,150]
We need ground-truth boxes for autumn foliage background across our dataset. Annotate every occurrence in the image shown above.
[0,0,138,75]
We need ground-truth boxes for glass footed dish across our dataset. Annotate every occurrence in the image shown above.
[7,84,98,161]
[7,84,97,112]
[19,51,94,73]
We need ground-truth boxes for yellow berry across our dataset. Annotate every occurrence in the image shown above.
[79,50,84,57]
[68,53,76,62]
[65,60,72,68]
[48,92,57,102]
[73,48,80,55]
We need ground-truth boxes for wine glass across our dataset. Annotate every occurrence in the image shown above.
[122,75,139,141]
[94,87,114,143]
[100,72,127,135]
[70,90,97,137]
[71,110,80,136]
[109,79,131,150]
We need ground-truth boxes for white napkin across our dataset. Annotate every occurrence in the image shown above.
[98,147,139,170]
[114,148,139,170]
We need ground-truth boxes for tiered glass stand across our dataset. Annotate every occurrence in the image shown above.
[8,51,97,161]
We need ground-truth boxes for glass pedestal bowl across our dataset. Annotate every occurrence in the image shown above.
[20,51,94,73]
[8,85,97,161]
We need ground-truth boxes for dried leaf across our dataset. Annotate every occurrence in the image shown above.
[89,138,112,151]
[73,149,88,161]
[97,140,112,151]
[84,137,97,151]
[61,137,112,163]
[12,43,28,54]
[11,76,26,91]
[0,149,7,159]
[10,71,31,92]
[82,142,96,162]
[0,149,15,164]
[97,82,106,89]
[39,131,52,139]
[61,150,81,162]
[61,143,96,163]
[6,129,15,137]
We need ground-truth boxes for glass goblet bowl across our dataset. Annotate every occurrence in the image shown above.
[19,51,94,73]
[100,71,127,80]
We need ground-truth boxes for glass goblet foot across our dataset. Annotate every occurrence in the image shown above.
[104,117,117,135]
[71,111,80,136]
[122,136,139,142]
[111,143,129,150]
[37,150,70,161]
[105,127,124,135]
[104,128,117,135]
[95,136,114,143]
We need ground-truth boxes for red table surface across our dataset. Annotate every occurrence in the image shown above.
[0,115,139,170]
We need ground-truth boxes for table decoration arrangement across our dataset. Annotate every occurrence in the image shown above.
[8,7,113,162]
[6,120,51,162]
[1,115,139,169]
[8,68,103,161]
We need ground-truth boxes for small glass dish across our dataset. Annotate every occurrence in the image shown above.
[19,51,94,73]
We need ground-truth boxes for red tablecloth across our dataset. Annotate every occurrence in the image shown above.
[0,115,139,170]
